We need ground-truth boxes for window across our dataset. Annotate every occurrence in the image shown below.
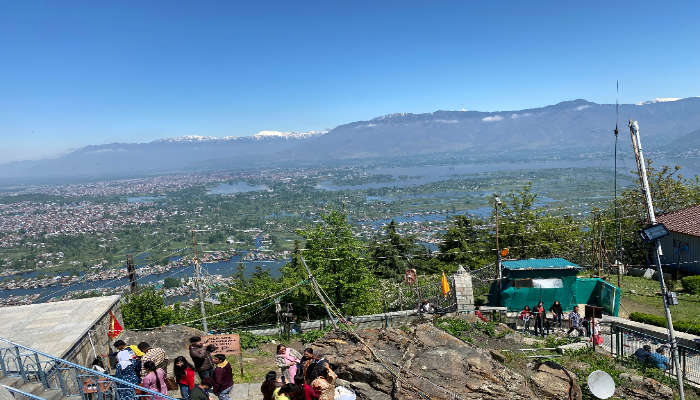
[532,278,563,288]
[513,279,533,288]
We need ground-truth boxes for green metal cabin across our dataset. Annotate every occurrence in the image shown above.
[492,258,620,316]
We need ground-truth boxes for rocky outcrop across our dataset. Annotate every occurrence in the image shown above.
[530,361,582,400]
[312,323,535,399]
[617,373,673,400]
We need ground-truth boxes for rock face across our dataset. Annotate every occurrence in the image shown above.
[120,325,205,360]
[530,361,583,400]
[312,323,535,399]
[618,373,674,400]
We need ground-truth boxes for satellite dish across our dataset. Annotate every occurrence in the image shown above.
[587,370,615,399]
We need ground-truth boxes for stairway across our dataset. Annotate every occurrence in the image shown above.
[0,338,175,400]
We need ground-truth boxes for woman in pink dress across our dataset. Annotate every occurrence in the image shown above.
[141,361,168,400]
[275,345,301,384]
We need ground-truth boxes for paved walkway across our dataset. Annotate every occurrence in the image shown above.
[169,384,261,400]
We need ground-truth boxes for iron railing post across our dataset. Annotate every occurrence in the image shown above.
[0,349,7,376]
[15,346,27,382]
[56,367,68,396]
[75,369,86,400]
[34,353,49,389]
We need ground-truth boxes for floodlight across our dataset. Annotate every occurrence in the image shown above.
[639,223,669,243]
[587,370,615,399]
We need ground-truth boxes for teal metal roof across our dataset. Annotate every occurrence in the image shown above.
[502,258,582,271]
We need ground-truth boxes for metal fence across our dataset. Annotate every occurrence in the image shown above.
[0,338,177,400]
[609,323,700,386]
[1,384,48,400]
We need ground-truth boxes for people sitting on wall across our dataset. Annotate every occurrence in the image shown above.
[566,306,586,337]
[138,342,169,379]
[474,306,488,322]
[549,300,563,329]
[519,305,532,332]
[633,345,653,365]
[649,347,670,371]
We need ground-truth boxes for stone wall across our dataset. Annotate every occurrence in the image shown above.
[453,266,474,312]
[63,299,121,371]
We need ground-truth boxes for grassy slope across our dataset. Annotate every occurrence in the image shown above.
[617,275,700,322]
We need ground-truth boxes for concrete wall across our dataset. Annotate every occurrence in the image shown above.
[63,299,122,371]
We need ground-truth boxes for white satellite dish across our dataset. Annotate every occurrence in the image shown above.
[587,370,615,399]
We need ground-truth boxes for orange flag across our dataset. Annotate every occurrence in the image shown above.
[108,310,123,339]
[441,272,451,298]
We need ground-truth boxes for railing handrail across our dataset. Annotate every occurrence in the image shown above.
[612,324,699,353]
[0,337,178,400]
[1,384,47,400]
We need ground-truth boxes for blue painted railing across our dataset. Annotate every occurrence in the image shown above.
[1,383,49,400]
[0,338,178,400]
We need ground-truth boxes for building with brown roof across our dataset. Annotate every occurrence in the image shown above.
[657,204,700,275]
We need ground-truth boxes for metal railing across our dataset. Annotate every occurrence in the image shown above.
[1,384,48,400]
[609,324,700,386]
[0,338,178,400]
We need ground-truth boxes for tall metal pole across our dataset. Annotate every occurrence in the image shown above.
[494,194,502,297]
[614,81,622,288]
[192,230,208,333]
[629,120,684,400]
[126,255,137,294]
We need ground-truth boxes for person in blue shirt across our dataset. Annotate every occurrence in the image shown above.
[649,347,669,370]
[633,345,652,364]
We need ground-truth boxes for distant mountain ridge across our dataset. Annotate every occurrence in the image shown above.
[2,97,700,183]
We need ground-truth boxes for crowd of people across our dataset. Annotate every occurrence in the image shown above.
[100,337,340,400]
[264,345,337,400]
[518,302,602,341]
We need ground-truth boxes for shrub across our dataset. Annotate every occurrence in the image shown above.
[681,275,700,294]
[629,312,700,336]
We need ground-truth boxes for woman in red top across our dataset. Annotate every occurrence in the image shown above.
[519,305,532,332]
[173,356,195,399]
[533,301,546,336]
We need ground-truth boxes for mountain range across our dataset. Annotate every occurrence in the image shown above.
[2,97,700,183]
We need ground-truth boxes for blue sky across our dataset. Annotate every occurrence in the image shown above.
[1,1,699,163]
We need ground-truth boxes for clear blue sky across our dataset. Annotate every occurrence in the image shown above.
[1,1,699,163]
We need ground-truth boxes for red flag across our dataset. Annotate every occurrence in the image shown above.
[108,311,123,338]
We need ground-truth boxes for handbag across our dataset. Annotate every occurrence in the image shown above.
[165,376,179,391]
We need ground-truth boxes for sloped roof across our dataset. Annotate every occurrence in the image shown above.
[0,295,120,357]
[657,204,700,238]
[502,257,582,271]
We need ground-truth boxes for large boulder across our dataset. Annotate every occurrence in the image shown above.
[530,361,583,400]
[312,323,535,399]
[618,373,673,399]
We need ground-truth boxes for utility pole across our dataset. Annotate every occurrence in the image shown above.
[494,194,503,296]
[126,254,137,294]
[192,229,208,333]
[629,120,684,400]
[614,80,622,288]
[300,255,338,329]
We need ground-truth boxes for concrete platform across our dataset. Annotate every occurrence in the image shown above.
[0,296,121,358]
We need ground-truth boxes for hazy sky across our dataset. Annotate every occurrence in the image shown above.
[1,1,699,163]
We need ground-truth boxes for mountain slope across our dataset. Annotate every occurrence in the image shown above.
[2,98,700,183]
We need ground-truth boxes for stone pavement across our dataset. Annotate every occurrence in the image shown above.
[169,384,261,400]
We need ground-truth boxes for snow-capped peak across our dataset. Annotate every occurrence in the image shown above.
[636,97,683,106]
[251,130,328,139]
[156,135,221,143]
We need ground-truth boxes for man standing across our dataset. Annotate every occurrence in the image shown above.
[212,354,234,400]
[138,342,168,379]
[189,336,215,379]
[566,306,585,337]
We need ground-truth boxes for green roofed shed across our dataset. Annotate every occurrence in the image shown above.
[492,258,620,316]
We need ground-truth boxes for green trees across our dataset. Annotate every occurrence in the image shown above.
[369,220,428,279]
[438,215,489,269]
[121,288,173,329]
[286,210,381,316]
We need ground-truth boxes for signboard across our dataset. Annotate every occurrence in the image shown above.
[202,334,241,355]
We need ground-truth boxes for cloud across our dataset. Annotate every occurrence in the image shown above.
[510,112,532,119]
[575,105,591,111]
[482,115,504,122]
[636,97,683,106]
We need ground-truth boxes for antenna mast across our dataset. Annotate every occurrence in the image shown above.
[614,81,622,287]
